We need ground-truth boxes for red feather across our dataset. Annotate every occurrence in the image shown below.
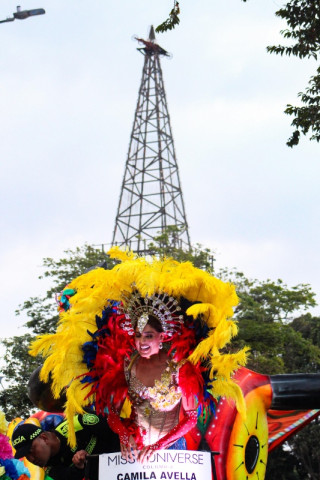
[169,325,196,362]
[178,361,204,404]
[83,311,135,412]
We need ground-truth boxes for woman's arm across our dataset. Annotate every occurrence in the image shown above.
[107,403,138,461]
[138,405,198,463]
[138,361,202,463]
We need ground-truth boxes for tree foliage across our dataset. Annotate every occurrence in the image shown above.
[159,1,320,147]
[0,245,113,418]
[0,334,38,420]
[156,1,180,33]
[147,226,215,272]
[16,245,114,336]
[266,446,301,480]
[241,0,320,146]
[266,1,320,147]
[267,416,320,480]
[221,270,320,375]
[287,417,320,480]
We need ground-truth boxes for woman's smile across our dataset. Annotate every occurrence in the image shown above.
[140,345,150,352]
[135,325,164,358]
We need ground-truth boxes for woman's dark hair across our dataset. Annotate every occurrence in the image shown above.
[146,314,163,333]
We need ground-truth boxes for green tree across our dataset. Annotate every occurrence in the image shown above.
[266,446,301,480]
[156,1,180,33]
[287,417,320,480]
[239,1,320,147]
[265,1,320,147]
[220,270,319,375]
[18,244,114,336]
[147,225,215,272]
[278,417,320,480]
[0,244,113,418]
[159,1,320,147]
[0,334,38,420]
[290,313,320,347]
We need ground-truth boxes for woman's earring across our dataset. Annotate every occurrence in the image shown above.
[159,342,163,350]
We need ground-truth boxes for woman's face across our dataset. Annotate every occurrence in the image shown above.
[135,324,164,358]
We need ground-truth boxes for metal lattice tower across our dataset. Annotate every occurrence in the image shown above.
[112,26,191,255]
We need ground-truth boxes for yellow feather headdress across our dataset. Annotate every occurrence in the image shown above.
[30,246,248,446]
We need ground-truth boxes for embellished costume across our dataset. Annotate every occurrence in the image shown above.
[30,248,249,450]
[123,353,192,449]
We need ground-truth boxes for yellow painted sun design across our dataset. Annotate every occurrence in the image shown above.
[226,385,270,480]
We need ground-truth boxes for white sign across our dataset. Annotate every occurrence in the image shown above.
[99,450,212,480]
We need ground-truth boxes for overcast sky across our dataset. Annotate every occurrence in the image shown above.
[1,0,320,341]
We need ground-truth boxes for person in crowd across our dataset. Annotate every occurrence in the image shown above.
[12,412,119,480]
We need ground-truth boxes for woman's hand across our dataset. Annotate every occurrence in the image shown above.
[137,443,159,464]
[120,435,138,461]
[72,449,87,469]
[137,408,198,463]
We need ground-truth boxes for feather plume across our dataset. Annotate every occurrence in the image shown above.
[108,246,136,262]
[0,411,8,435]
[178,362,204,404]
[168,324,196,361]
[29,246,248,443]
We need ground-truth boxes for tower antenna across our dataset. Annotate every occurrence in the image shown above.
[112,26,191,254]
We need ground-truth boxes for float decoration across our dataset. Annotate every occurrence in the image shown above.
[0,410,31,480]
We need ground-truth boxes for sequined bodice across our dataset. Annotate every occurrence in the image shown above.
[124,354,182,446]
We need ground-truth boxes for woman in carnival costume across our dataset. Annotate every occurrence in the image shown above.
[30,248,249,461]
